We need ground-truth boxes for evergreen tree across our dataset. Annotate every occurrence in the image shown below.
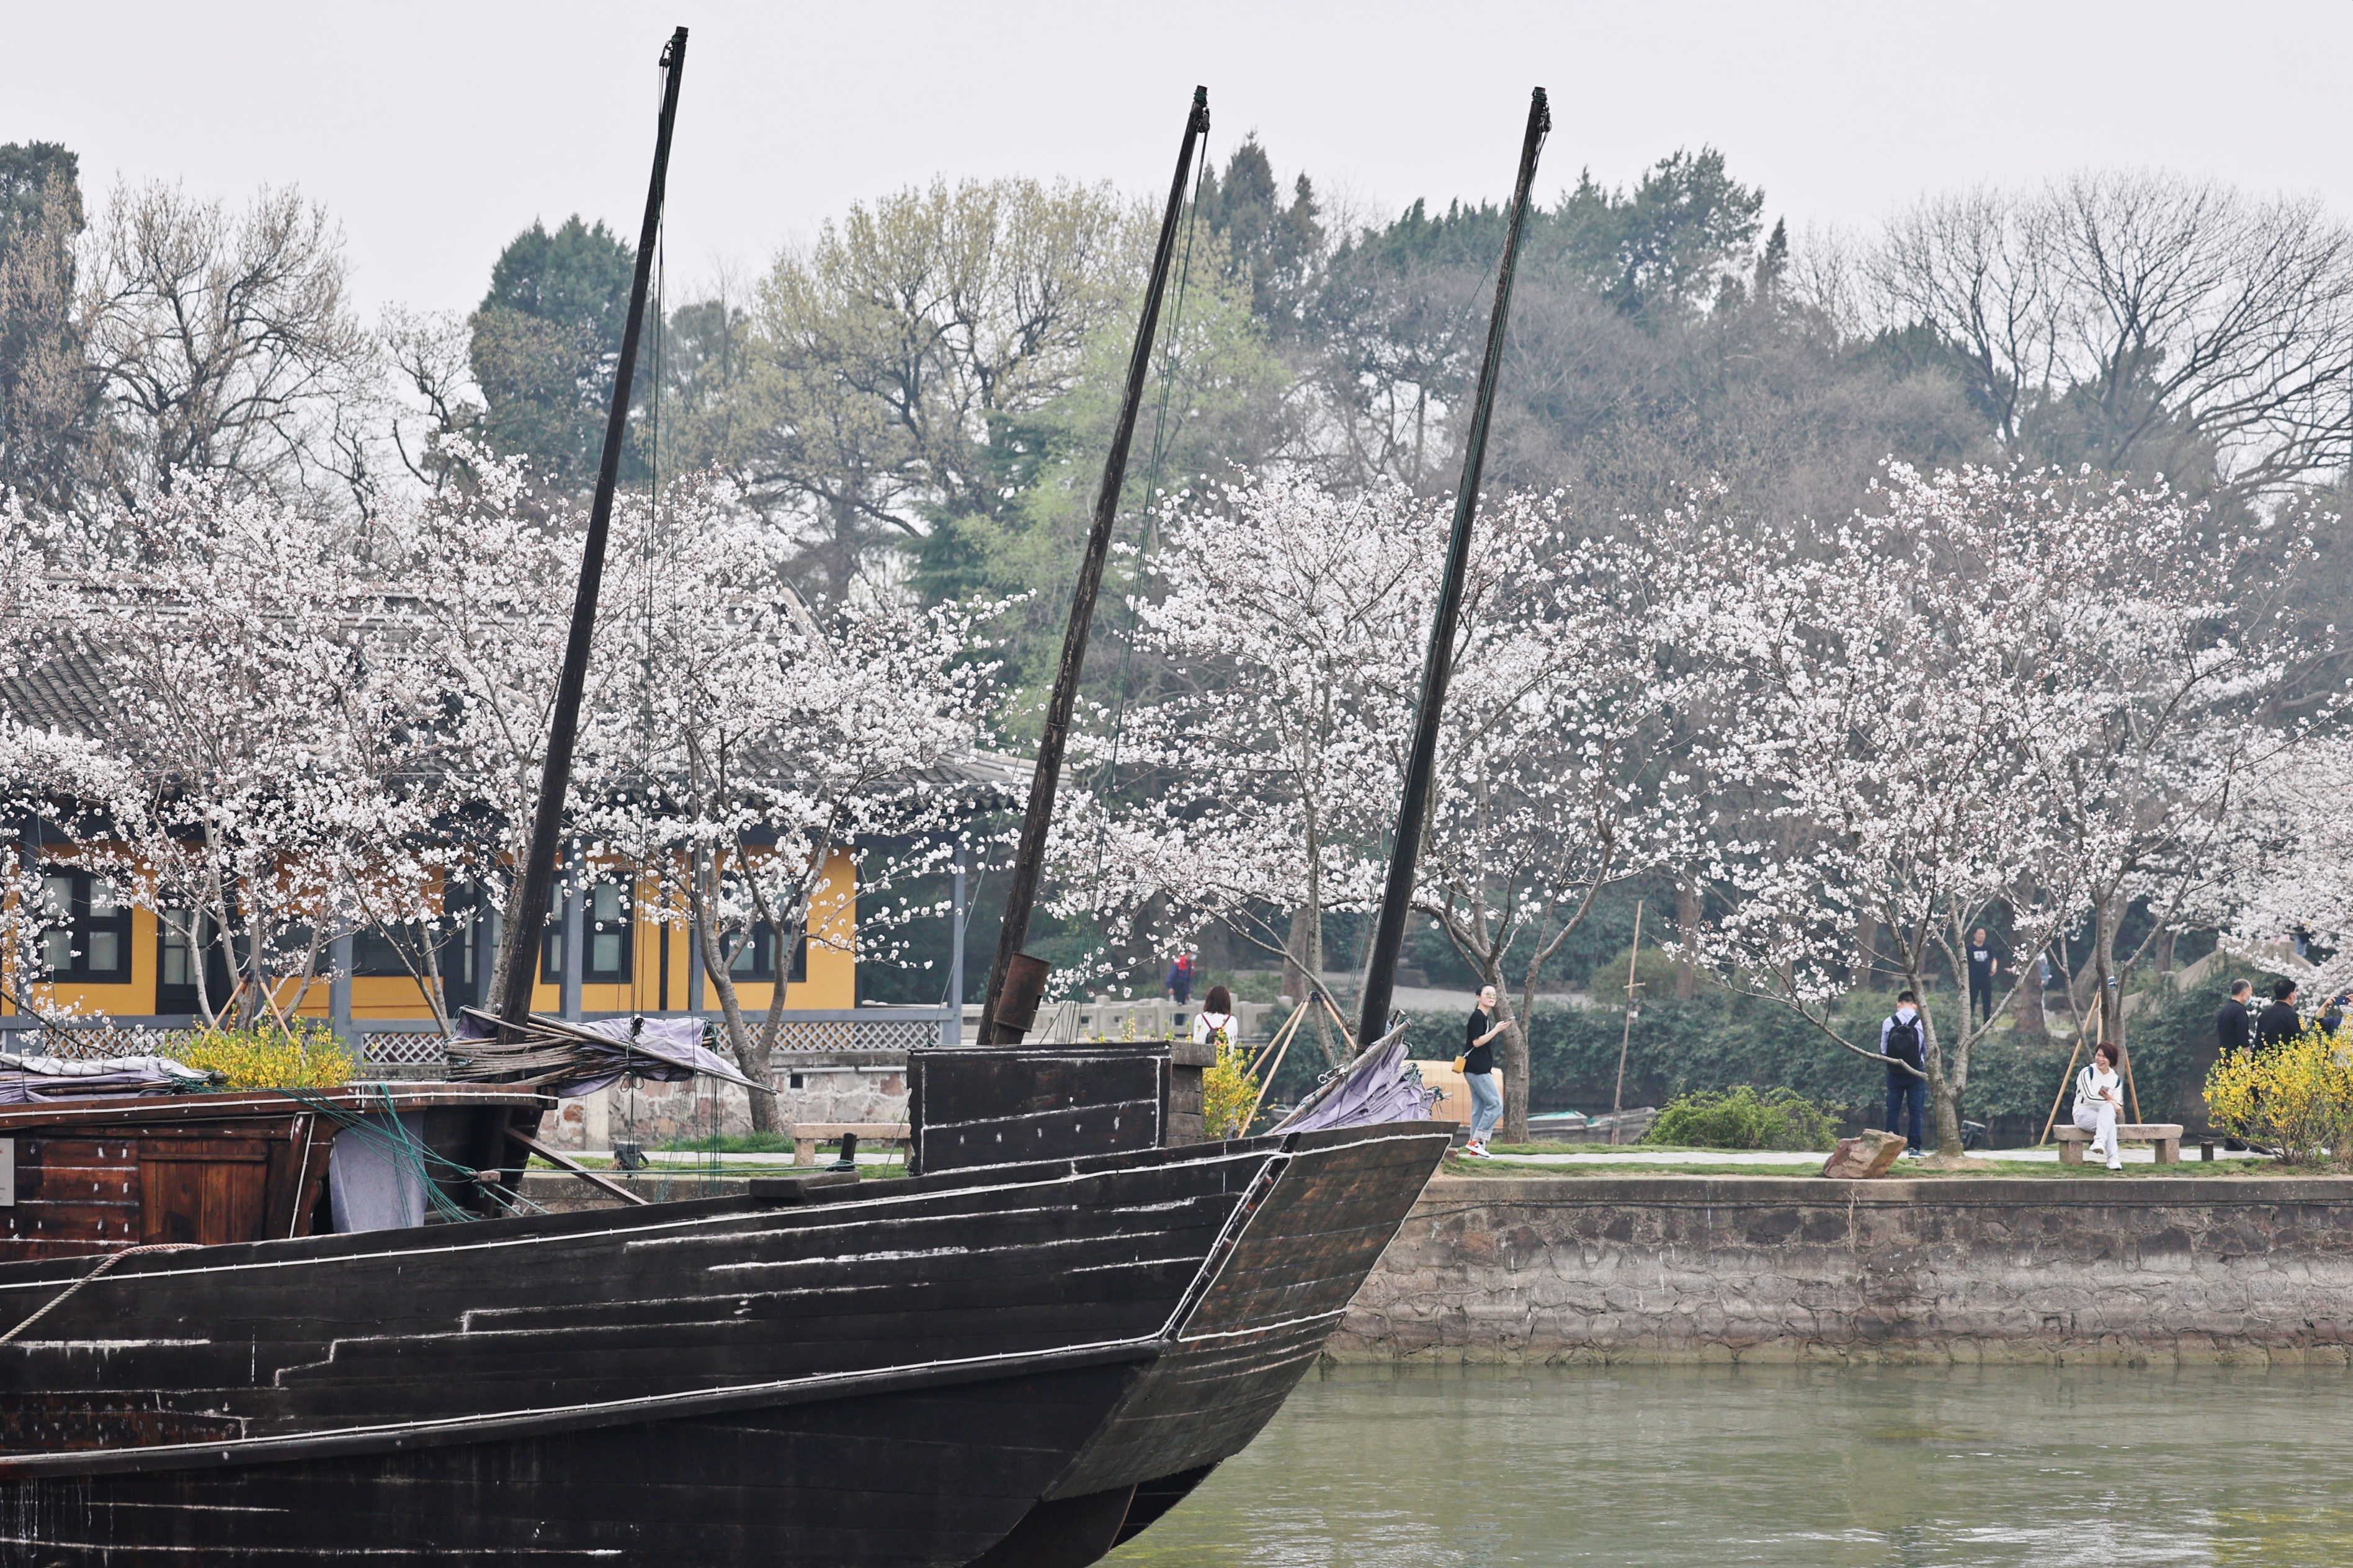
[1196,137,1324,330]
[0,142,90,508]
[467,216,641,489]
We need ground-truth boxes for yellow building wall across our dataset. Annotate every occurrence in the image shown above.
[4,845,862,1022]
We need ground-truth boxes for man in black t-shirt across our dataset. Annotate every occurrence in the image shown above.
[2216,979,2254,1055]
[1966,929,2005,1024]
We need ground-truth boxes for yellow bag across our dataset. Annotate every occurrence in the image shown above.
[1451,1055,1467,1074]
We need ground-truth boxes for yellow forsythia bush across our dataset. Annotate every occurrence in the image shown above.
[174,1022,355,1090]
[1202,1036,1262,1140]
[2203,1025,2353,1166]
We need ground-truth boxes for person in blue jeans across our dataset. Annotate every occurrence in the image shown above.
[1463,984,1508,1156]
[1879,989,1929,1156]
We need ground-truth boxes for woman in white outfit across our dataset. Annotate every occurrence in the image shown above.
[1191,984,1238,1049]
[2073,1042,2126,1170]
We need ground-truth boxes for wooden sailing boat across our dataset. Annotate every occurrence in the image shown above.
[0,32,1549,1564]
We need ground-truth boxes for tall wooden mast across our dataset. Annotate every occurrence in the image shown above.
[1354,87,1550,1051]
[491,27,689,1030]
[977,87,1212,1044]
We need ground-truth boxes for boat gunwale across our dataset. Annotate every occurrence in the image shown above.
[0,1123,1445,1296]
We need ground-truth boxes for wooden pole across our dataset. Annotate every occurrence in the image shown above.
[978,87,1211,1044]
[1355,88,1551,1050]
[1243,997,1312,1131]
[491,27,688,1033]
[2038,1000,2096,1147]
[1610,901,1644,1146]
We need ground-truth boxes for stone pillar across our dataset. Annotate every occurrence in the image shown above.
[560,845,583,1022]
[328,931,353,1045]
[945,845,965,1046]
[478,906,501,1016]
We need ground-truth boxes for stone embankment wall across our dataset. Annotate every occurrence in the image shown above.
[1335,1175,2353,1366]
[535,1067,908,1150]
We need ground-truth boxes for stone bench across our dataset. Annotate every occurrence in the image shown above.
[2054,1123,2184,1164]
[788,1122,908,1165]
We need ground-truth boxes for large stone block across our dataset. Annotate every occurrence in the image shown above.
[1821,1128,1907,1179]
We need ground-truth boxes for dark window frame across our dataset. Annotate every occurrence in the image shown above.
[542,878,633,985]
[725,926,808,986]
[38,866,133,984]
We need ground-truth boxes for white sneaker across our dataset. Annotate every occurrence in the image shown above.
[2107,1159,2124,1170]
[1464,1143,1491,1159]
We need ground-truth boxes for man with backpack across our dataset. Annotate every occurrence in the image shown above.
[1880,989,1930,1157]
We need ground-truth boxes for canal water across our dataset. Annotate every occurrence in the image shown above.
[1107,1363,2353,1567]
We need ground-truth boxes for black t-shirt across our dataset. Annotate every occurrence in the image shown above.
[1967,942,2003,983]
[1463,1009,1496,1077]
[2256,1000,2302,1051]
[2216,1000,2254,1054]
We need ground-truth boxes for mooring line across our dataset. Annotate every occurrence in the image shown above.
[0,1244,199,1347]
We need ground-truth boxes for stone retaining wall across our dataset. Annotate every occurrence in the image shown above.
[535,1067,908,1150]
[1335,1174,2353,1366]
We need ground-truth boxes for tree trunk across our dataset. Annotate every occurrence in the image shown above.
[748,912,805,1138]
[1911,964,1965,1157]
[2009,945,2047,1037]
[1492,960,1529,1144]
[2092,893,2135,1121]
[1674,879,1699,999]
[690,850,779,1135]
[1280,907,1310,1005]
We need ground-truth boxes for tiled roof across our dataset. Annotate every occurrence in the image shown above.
[0,643,119,741]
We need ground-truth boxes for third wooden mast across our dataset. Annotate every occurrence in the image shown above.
[1354,88,1551,1051]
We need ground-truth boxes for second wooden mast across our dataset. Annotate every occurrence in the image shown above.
[976,87,1212,1044]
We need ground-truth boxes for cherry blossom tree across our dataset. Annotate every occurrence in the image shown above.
[372,447,640,1021]
[3,476,442,1025]
[1689,464,2311,1153]
[1061,475,1716,1137]
[1056,476,1424,1066]
[576,483,1008,1129]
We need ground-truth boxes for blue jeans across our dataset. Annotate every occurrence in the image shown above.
[1467,1071,1502,1144]
[1885,1075,1926,1153]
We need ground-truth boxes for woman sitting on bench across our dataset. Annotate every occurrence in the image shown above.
[2073,1043,2126,1171]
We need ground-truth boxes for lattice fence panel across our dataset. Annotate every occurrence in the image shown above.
[362,1033,450,1066]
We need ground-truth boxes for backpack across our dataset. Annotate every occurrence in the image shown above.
[1883,1013,1924,1071]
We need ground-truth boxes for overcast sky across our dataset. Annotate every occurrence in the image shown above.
[10,0,2353,317]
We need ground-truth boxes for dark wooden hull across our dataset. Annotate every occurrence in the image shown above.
[0,1121,1448,1566]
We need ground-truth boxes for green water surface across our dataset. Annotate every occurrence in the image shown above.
[1108,1363,2353,1567]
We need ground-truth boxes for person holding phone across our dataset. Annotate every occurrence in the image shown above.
[2073,1041,2127,1170]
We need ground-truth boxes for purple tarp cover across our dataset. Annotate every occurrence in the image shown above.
[1277,1030,1437,1133]
[453,1012,754,1098]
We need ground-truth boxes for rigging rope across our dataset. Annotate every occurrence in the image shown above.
[0,1243,199,1346]
[269,1084,546,1222]
[1082,131,1215,915]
